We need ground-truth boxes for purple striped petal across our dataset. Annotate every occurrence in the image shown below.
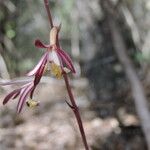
[35,39,50,48]
[30,85,36,99]
[57,48,76,73]
[13,90,21,99]
[16,88,26,113]
[34,54,48,85]
[27,52,48,76]
[17,84,33,113]
[3,89,21,105]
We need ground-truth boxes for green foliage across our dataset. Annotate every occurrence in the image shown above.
[135,51,150,63]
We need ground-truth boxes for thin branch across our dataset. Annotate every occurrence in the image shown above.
[110,19,150,150]
[121,5,141,50]
[101,1,150,149]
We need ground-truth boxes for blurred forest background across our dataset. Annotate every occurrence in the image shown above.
[1,0,150,149]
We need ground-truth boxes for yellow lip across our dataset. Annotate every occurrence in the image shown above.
[50,62,62,79]
[26,99,40,108]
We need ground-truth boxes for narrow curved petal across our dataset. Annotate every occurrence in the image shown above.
[27,52,48,76]
[57,49,76,73]
[0,80,31,86]
[17,84,33,113]
[30,85,36,99]
[3,89,21,105]
[34,53,48,85]
[16,88,26,113]
[13,90,21,99]
[35,39,50,48]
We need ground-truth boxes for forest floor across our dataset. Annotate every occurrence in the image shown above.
[0,77,147,150]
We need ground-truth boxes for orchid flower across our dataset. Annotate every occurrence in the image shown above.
[27,26,75,86]
[1,81,38,113]
[1,26,75,113]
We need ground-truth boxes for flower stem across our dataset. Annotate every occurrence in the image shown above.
[44,0,53,28]
[63,74,89,150]
[43,0,89,149]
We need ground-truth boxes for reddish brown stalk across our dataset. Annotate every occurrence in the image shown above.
[63,74,89,150]
[43,1,89,149]
[44,0,53,28]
